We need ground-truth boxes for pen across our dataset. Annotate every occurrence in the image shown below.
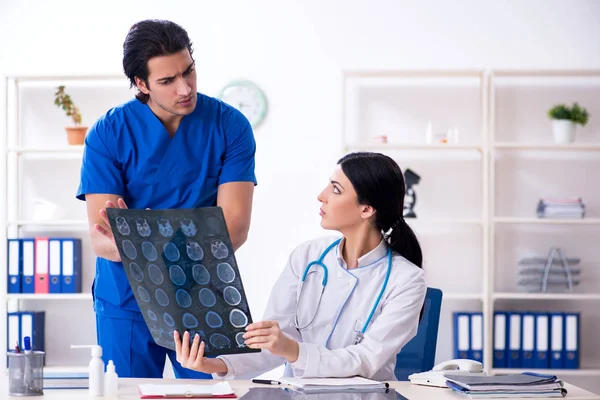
[24,336,32,353]
[252,379,281,385]
[23,336,33,389]
[15,341,21,354]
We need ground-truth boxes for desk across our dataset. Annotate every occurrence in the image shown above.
[1,378,599,399]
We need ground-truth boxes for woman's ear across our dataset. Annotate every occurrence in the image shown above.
[360,204,376,220]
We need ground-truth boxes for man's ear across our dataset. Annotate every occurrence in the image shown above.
[360,205,376,220]
[135,77,149,94]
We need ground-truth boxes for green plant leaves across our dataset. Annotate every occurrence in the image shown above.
[54,85,83,125]
[548,102,590,126]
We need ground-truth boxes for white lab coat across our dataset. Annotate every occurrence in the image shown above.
[215,236,427,381]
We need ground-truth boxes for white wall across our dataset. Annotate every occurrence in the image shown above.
[1,0,600,386]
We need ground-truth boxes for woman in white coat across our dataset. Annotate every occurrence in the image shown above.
[174,152,427,380]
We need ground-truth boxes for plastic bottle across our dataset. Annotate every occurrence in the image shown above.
[71,345,104,397]
[104,360,118,398]
[425,121,433,144]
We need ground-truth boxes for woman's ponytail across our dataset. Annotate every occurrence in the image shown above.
[386,218,422,268]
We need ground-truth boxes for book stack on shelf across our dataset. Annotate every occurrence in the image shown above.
[537,198,586,219]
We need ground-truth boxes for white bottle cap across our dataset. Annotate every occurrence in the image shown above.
[107,360,115,373]
[71,344,102,357]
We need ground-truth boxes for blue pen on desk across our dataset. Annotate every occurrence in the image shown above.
[252,379,281,385]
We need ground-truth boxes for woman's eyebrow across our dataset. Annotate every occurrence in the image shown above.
[330,180,345,190]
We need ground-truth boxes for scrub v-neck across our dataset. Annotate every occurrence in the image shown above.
[137,101,189,179]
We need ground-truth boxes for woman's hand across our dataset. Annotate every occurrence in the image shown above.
[174,331,228,374]
[244,321,299,362]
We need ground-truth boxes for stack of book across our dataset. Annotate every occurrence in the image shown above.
[445,372,566,398]
[536,198,585,219]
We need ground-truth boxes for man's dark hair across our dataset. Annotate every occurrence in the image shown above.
[123,19,194,104]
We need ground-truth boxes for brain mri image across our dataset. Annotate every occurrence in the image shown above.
[107,207,259,357]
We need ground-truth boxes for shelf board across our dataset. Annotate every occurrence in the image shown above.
[6,293,92,301]
[493,292,600,301]
[345,143,482,151]
[406,218,482,225]
[8,146,84,154]
[42,365,90,375]
[491,368,600,376]
[494,142,600,151]
[492,69,600,78]
[8,220,89,227]
[444,293,483,300]
[5,365,89,376]
[8,73,124,81]
[493,217,600,225]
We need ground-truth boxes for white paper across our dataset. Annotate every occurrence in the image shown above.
[279,376,385,388]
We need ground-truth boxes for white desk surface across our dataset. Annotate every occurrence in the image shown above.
[1,378,599,399]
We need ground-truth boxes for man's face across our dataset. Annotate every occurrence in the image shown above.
[137,48,197,118]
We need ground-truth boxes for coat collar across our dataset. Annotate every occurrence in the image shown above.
[335,237,388,269]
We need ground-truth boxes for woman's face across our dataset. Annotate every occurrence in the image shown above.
[317,165,371,231]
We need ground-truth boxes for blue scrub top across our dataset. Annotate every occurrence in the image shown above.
[77,93,257,320]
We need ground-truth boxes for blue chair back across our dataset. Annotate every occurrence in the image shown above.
[394,287,443,380]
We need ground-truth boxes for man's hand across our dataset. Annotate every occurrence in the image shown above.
[91,198,128,262]
[96,198,128,242]
[174,331,228,374]
[86,195,129,262]
[243,321,299,363]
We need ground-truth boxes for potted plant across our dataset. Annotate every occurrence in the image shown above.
[547,102,589,144]
[54,85,88,145]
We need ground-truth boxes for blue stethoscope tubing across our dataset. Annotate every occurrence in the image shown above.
[294,238,393,343]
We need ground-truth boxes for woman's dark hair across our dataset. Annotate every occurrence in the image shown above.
[122,19,194,104]
[337,152,423,269]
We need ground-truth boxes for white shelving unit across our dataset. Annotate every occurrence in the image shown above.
[1,74,133,373]
[343,69,490,375]
[342,69,600,391]
[488,70,600,392]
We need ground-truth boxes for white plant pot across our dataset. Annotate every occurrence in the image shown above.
[552,119,576,143]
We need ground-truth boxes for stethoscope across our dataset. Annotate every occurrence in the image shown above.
[293,238,392,345]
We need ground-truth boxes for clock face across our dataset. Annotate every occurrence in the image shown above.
[218,80,267,128]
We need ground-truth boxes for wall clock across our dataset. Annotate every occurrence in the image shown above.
[218,80,268,128]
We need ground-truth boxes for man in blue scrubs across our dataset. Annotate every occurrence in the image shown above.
[76,19,257,379]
